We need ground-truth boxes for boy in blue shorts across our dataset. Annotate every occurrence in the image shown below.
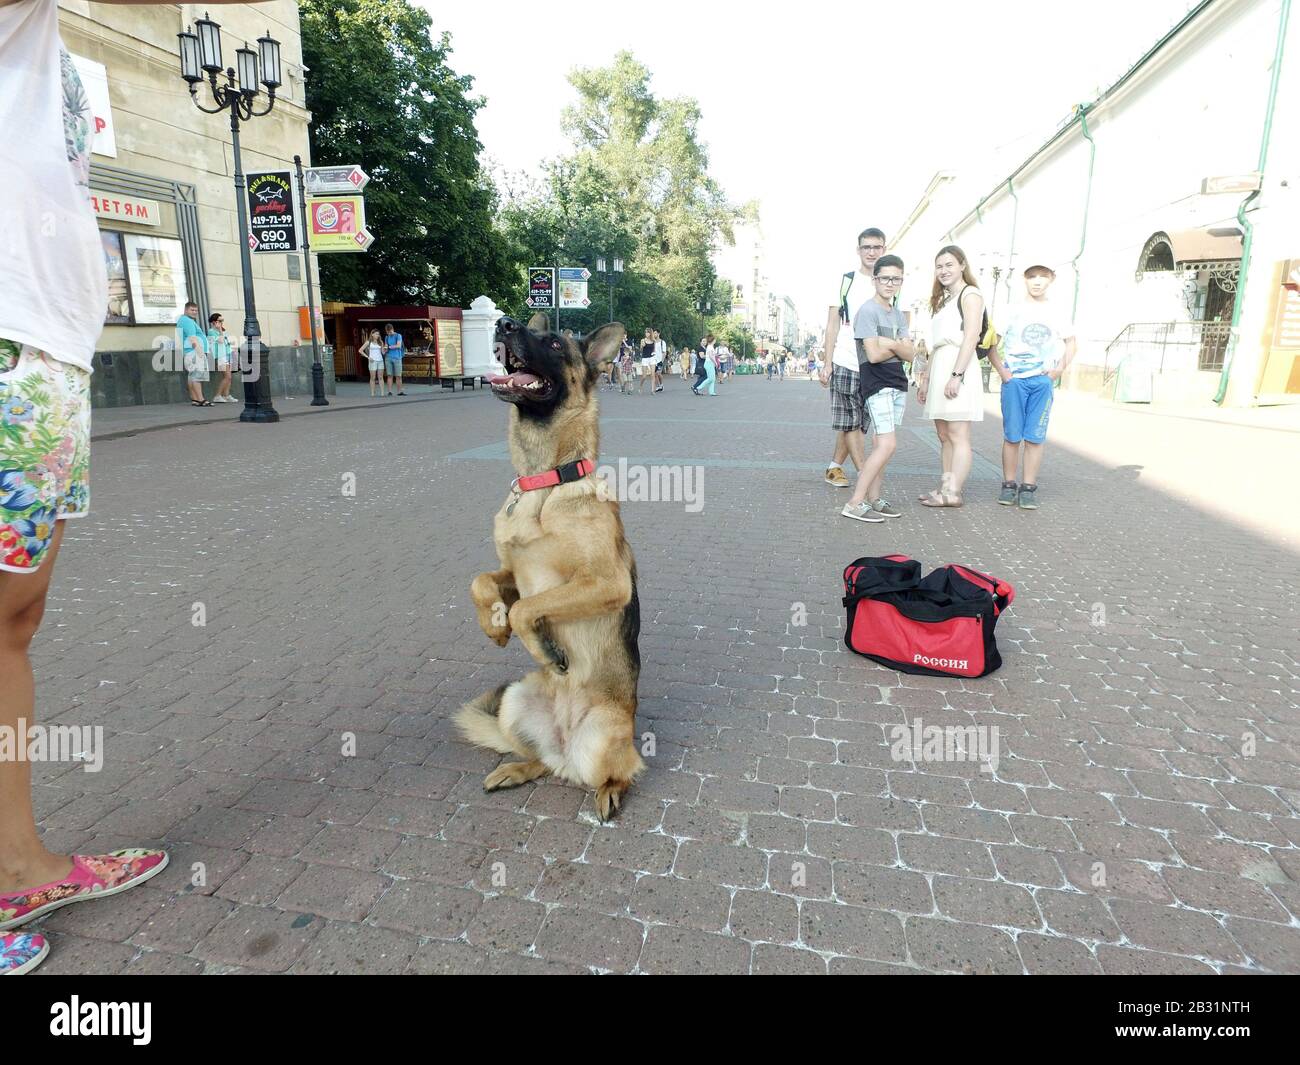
[988,259,1076,510]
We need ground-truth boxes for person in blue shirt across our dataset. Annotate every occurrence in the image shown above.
[176,301,210,406]
[384,323,405,396]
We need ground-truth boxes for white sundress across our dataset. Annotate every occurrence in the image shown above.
[924,290,985,422]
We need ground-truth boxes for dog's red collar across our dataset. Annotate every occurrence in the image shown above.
[512,458,596,493]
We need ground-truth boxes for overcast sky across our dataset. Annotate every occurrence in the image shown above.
[420,0,1197,331]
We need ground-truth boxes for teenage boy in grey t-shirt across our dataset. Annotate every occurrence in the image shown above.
[841,255,915,523]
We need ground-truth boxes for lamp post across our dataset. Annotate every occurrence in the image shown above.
[696,298,711,340]
[596,256,623,324]
[177,14,282,423]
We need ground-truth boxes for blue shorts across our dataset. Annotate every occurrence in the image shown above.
[385,355,403,375]
[1001,374,1053,444]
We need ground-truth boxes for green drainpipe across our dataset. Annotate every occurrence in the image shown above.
[1215,0,1291,405]
[1071,105,1096,324]
[1006,177,1019,308]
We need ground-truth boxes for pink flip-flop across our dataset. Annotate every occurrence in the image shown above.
[1,932,49,975]
[0,849,168,932]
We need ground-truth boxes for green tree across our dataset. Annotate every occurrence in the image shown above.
[300,0,513,306]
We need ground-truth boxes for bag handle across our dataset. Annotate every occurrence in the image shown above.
[843,556,922,603]
[948,563,1015,613]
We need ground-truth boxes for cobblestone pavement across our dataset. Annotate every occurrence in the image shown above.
[26,372,1300,974]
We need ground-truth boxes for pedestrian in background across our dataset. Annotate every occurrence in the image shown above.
[918,245,985,508]
[692,335,711,393]
[652,328,666,392]
[365,329,385,397]
[383,322,405,396]
[698,339,719,396]
[207,312,236,402]
[176,301,210,407]
[619,343,636,395]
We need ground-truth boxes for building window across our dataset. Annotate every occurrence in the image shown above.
[101,230,133,324]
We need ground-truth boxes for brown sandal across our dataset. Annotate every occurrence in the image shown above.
[920,490,963,508]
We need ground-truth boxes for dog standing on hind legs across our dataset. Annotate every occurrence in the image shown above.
[455,312,643,820]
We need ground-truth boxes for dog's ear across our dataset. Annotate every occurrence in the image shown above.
[526,312,551,334]
[580,323,625,367]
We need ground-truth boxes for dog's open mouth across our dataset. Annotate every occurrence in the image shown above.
[488,342,555,401]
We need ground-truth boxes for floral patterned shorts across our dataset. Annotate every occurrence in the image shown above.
[0,337,91,573]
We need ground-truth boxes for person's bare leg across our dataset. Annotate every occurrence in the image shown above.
[1021,441,1045,485]
[831,431,849,468]
[396,372,404,393]
[844,428,867,476]
[867,433,897,501]
[848,433,896,506]
[1003,439,1021,482]
[948,421,973,495]
[0,521,74,893]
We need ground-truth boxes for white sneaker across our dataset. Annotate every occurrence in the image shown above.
[841,501,885,523]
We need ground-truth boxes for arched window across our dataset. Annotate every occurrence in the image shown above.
[1137,232,1175,276]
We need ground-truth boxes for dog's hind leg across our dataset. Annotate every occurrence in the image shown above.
[578,708,644,822]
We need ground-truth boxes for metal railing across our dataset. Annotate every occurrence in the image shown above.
[1102,321,1232,385]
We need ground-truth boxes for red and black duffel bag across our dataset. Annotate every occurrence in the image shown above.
[842,555,1015,678]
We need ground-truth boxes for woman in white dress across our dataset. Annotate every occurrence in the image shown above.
[916,245,985,507]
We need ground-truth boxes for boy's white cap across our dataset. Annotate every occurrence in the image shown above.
[1021,258,1056,275]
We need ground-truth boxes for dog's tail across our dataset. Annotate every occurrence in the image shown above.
[454,684,517,755]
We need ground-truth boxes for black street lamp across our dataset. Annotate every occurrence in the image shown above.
[178,13,281,423]
[596,256,623,324]
[696,298,711,339]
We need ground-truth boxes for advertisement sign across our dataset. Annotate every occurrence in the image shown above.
[123,234,188,324]
[309,195,372,252]
[560,282,590,309]
[70,54,116,158]
[92,193,160,227]
[101,231,131,324]
[557,266,591,309]
[527,267,555,309]
[247,171,298,253]
[436,319,463,376]
[303,165,369,195]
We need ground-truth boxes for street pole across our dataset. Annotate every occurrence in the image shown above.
[294,153,328,405]
[230,102,278,422]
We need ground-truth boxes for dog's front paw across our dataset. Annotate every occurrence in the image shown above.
[477,602,512,647]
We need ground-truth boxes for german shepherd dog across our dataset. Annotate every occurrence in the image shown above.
[454,312,643,820]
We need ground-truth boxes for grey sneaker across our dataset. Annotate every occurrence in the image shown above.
[1018,484,1039,510]
[998,481,1019,506]
[871,498,901,518]
[842,501,885,523]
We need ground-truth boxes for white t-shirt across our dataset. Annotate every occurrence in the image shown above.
[999,298,1075,378]
[366,341,384,363]
[832,269,878,371]
[0,0,106,373]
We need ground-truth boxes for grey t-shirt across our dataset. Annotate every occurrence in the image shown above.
[853,299,910,397]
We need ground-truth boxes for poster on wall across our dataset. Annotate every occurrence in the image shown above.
[436,319,463,376]
[101,231,132,325]
[123,235,189,324]
[70,54,116,158]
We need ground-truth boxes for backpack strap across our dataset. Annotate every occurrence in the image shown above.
[839,272,855,324]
